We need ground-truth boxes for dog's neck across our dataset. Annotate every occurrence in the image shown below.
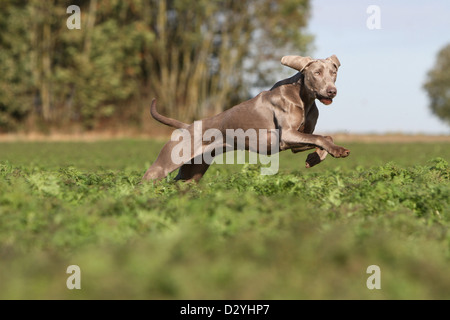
[270,72,316,108]
[297,73,315,107]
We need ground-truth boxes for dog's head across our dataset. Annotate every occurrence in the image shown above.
[281,55,340,105]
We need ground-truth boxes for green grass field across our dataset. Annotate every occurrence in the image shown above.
[0,139,449,299]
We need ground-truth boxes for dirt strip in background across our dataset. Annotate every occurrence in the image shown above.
[329,133,450,143]
[0,132,449,143]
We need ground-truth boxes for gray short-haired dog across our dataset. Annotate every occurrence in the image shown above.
[143,55,350,182]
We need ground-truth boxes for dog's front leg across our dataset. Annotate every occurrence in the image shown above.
[290,145,329,168]
[280,130,350,159]
[309,136,336,167]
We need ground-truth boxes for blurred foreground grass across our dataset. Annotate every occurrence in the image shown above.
[0,139,449,299]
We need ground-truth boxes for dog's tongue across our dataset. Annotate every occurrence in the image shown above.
[319,98,333,105]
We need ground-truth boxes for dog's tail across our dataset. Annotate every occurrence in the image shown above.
[150,99,189,129]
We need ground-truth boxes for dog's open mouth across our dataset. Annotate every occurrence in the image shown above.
[317,95,333,105]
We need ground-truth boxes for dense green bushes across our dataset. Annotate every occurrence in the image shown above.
[0,140,449,299]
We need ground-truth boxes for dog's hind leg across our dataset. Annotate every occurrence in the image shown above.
[174,145,227,182]
[175,158,211,182]
[142,140,188,181]
[142,133,215,182]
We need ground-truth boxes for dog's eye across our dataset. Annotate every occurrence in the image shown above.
[332,71,337,75]
[314,71,320,76]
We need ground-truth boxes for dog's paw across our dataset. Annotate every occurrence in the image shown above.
[305,151,321,168]
[329,146,350,158]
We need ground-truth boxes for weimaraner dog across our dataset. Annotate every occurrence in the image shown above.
[142,55,350,182]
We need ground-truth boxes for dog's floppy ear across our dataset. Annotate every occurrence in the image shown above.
[281,55,315,72]
[327,55,341,70]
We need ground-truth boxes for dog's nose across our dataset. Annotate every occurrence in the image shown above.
[327,86,337,98]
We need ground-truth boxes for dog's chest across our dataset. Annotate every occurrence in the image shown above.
[293,102,317,133]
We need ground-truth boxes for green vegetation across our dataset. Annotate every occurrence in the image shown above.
[424,42,450,127]
[0,139,449,299]
[0,0,311,131]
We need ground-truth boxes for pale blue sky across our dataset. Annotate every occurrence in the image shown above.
[307,0,450,134]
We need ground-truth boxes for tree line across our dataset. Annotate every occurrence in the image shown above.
[0,0,312,132]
